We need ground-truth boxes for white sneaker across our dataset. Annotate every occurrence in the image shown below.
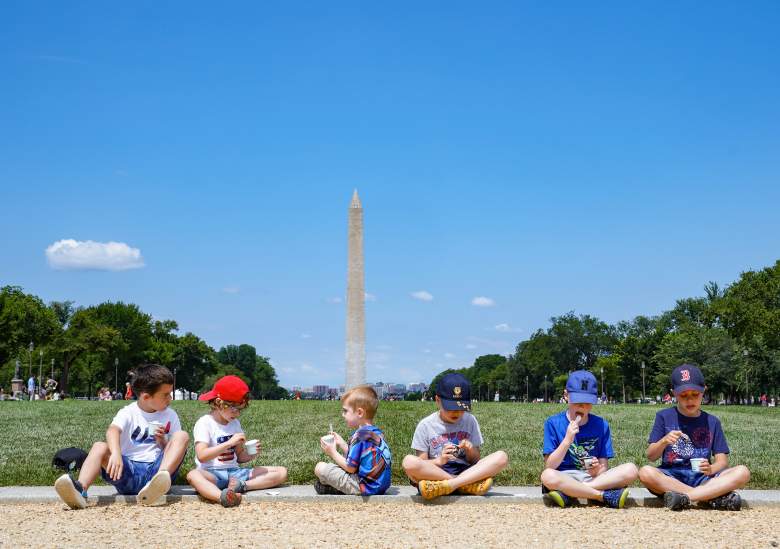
[54,474,87,510]
[137,470,171,505]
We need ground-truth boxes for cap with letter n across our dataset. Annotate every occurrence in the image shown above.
[436,373,471,411]
[671,364,705,394]
[565,370,598,404]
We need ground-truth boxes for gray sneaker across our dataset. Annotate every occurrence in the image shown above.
[708,491,742,511]
[54,474,87,510]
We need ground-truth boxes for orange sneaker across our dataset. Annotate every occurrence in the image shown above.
[418,479,454,500]
[456,477,493,496]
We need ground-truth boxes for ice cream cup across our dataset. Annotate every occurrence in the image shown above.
[148,421,164,438]
[321,434,335,445]
[245,439,258,455]
[690,458,706,472]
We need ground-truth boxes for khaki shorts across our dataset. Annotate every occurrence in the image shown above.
[316,463,362,495]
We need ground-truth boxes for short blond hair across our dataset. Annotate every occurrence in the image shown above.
[341,385,379,419]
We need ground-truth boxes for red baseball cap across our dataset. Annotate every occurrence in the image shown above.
[199,375,250,402]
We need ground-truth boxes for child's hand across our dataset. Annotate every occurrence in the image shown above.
[458,439,474,451]
[698,460,713,476]
[320,436,337,456]
[331,432,346,448]
[229,433,246,448]
[439,443,459,464]
[662,430,683,446]
[106,452,123,481]
[587,460,604,478]
[565,417,580,442]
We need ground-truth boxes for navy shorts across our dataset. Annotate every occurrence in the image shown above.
[648,467,721,496]
[441,460,472,477]
[101,452,182,495]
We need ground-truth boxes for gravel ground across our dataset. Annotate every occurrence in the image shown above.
[1,501,779,548]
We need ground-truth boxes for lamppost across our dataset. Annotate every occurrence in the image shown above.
[544,374,548,403]
[743,349,749,404]
[600,366,604,402]
[173,367,177,400]
[38,350,43,392]
[114,358,119,394]
[27,342,33,382]
[50,358,54,381]
[641,361,646,403]
[526,376,529,403]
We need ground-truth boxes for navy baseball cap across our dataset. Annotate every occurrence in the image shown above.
[436,373,471,411]
[566,370,598,404]
[672,364,705,394]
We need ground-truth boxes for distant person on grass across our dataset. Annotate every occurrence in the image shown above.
[314,385,392,495]
[54,364,189,509]
[540,370,638,509]
[402,373,508,500]
[186,375,287,507]
[638,364,750,511]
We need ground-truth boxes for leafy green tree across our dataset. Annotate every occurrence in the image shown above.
[0,286,60,372]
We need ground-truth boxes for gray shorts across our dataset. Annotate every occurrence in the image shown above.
[315,463,362,495]
[562,469,593,483]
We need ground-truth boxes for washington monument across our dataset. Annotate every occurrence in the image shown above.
[345,189,365,388]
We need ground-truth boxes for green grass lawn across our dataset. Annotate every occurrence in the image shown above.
[1,400,778,488]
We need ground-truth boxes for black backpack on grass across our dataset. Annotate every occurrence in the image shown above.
[52,447,88,472]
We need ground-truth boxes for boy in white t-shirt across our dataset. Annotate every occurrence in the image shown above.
[54,364,190,509]
[186,375,287,507]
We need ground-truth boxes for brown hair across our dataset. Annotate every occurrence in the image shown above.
[341,385,379,419]
[130,364,174,396]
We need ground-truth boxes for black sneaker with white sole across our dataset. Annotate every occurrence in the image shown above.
[663,491,691,511]
[314,480,345,495]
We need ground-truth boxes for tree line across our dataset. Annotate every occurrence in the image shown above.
[0,292,286,399]
[429,260,780,403]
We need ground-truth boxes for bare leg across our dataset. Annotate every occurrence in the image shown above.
[77,442,112,490]
[245,466,288,490]
[186,469,221,502]
[447,451,509,490]
[402,455,454,483]
[688,466,750,502]
[159,431,189,473]
[585,463,639,491]
[639,465,698,497]
[541,468,604,500]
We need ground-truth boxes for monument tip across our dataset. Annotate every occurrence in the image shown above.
[350,189,362,209]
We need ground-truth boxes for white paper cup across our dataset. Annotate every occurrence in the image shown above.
[690,458,706,472]
[148,421,164,438]
[583,457,595,468]
[321,435,335,445]
[245,439,258,455]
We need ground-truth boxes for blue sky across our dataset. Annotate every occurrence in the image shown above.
[2,2,779,388]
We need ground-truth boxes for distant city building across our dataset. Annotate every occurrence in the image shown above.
[407,383,427,393]
[313,385,329,397]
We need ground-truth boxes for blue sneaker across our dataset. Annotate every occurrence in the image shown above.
[546,490,570,508]
[602,487,629,509]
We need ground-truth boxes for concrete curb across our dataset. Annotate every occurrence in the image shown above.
[1,485,778,508]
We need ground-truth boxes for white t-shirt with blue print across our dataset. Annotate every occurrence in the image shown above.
[111,402,181,462]
[193,413,244,469]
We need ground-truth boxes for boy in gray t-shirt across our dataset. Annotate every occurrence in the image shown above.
[403,373,509,499]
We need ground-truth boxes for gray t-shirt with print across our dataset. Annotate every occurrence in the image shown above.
[411,411,484,466]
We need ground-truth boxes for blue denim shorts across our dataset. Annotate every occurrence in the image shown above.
[202,466,253,490]
[656,466,720,489]
[101,452,181,495]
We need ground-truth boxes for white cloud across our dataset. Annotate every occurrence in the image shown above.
[326,297,343,304]
[365,292,377,302]
[465,343,478,350]
[444,352,456,359]
[46,239,144,271]
[300,333,312,339]
[411,290,434,302]
[493,323,522,333]
[471,296,495,307]
[222,286,240,294]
